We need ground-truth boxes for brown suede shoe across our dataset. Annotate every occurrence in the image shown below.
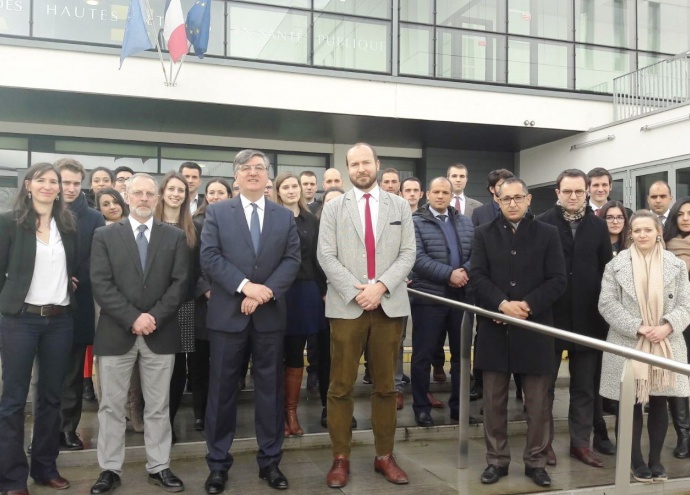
[37,476,70,490]
[374,454,409,484]
[326,456,350,488]
[432,366,447,382]
[427,393,444,408]
[546,444,557,466]
[396,392,404,410]
[570,446,603,468]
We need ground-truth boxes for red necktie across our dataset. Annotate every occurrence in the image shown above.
[454,196,461,213]
[595,208,601,217]
[364,193,376,280]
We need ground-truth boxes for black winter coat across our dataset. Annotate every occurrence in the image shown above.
[70,192,106,344]
[410,205,473,303]
[470,214,567,374]
[537,205,613,349]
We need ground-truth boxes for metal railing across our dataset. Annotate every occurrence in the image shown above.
[613,51,690,121]
[407,288,690,495]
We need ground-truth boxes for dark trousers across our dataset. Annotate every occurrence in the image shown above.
[550,349,599,448]
[411,303,462,416]
[60,342,87,432]
[328,309,401,457]
[284,335,308,369]
[169,352,188,427]
[205,324,284,472]
[189,339,210,421]
[305,333,318,375]
[317,324,331,408]
[0,313,73,491]
[483,371,551,469]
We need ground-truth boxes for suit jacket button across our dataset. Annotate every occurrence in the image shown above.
[254,266,258,269]
[511,250,516,255]
[509,281,516,287]
[143,285,147,289]
[669,294,673,298]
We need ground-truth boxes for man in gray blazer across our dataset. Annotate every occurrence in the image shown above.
[90,173,190,495]
[317,143,416,489]
[448,163,482,218]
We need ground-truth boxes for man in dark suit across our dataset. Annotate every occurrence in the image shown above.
[90,173,190,495]
[55,158,105,451]
[538,169,613,467]
[180,161,204,214]
[200,149,301,494]
[470,177,566,488]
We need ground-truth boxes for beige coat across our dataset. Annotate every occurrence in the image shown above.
[598,249,690,400]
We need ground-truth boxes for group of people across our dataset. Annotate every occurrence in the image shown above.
[1,145,690,495]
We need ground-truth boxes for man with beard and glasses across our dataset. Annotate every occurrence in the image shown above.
[318,143,416,489]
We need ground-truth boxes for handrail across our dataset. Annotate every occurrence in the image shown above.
[407,288,690,495]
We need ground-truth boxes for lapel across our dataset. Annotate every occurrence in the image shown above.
[344,190,365,246]
[117,218,144,279]
[258,201,275,258]
[376,191,391,242]
[144,220,164,280]
[231,196,256,255]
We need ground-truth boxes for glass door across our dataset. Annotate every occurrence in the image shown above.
[631,166,672,211]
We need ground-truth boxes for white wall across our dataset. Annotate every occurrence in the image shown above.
[520,104,690,186]
[0,44,612,132]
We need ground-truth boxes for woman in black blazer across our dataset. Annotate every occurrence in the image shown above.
[0,163,77,494]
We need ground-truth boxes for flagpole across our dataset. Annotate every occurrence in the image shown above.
[141,0,169,85]
[171,42,191,86]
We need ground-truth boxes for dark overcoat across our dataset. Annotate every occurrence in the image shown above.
[470,213,567,375]
[537,205,613,350]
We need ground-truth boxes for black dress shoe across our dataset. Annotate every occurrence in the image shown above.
[402,373,410,385]
[649,463,667,481]
[351,416,357,429]
[415,412,434,427]
[204,470,227,495]
[259,463,288,490]
[320,407,328,428]
[480,465,508,484]
[525,467,551,487]
[91,470,121,494]
[631,464,653,483]
[194,419,205,431]
[593,433,616,455]
[60,431,84,451]
[148,468,184,492]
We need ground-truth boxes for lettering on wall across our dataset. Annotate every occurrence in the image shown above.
[0,0,23,11]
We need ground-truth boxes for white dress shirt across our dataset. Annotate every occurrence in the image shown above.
[128,215,153,242]
[189,193,200,214]
[453,193,466,214]
[353,185,380,242]
[25,218,70,306]
[237,195,266,293]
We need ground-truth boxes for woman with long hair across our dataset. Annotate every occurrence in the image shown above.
[663,197,690,459]
[274,172,326,436]
[154,171,198,442]
[0,163,77,494]
[190,178,232,431]
[87,167,115,208]
[600,200,630,256]
[599,210,690,482]
[96,188,129,224]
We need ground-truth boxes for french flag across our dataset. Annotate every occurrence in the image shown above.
[163,0,187,62]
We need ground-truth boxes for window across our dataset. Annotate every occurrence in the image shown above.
[314,0,390,20]
[437,0,506,32]
[437,29,506,83]
[575,0,635,49]
[637,0,690,55]
[508,0,572,41]
[400,0,433,24]
[576,45,634,92]
[0,0,30,36]
[399,24,433,76]
[509,38,572,89]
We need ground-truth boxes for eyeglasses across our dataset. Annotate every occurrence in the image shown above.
[237,164,268,173]
[115,177,128,183]
[128,191,157,199]
[605,215,625,223]
[559,189,586,198]
[499,195,527,206]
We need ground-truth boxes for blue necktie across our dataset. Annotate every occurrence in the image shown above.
[437,214,447,223]
[136,224,148,270]
[250,203,261,253]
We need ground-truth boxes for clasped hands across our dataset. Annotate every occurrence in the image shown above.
[495,300,531,324]
[241,281,274,315]
[132,313,156,335]
[355,282,387,311]
[448,268,468,288]
[638,323,672,343]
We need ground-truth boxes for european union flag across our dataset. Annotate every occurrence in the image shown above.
[186,0,212,58]
[120,0,153,68]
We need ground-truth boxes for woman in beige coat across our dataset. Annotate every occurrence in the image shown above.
[599,210,690,483]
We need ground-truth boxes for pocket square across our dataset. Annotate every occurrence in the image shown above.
[389,221,402,225]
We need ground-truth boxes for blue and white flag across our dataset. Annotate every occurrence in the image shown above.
[120,0,154,68]
[186,0,212,58]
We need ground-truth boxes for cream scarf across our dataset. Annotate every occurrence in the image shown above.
[667,235,690,272]
[630,241,674,403]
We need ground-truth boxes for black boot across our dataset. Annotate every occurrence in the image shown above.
[668,397,690,459]
[593,423,616,455]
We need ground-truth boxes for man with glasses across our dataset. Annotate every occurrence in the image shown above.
[200,149,301,493]
[471,177,566,488]
[113,166,134,194]
[538,169,613,469]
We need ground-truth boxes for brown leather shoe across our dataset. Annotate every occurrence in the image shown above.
[570,446,603,468]
[326,455,349,488]
[427,393,444,408]
[546,445,557,466]
[37,476,70,490]
[6,489,29,495]
[374,454,409,484]
[432,366,447,382]
[396,392,403,410]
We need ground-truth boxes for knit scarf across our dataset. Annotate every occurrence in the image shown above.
[630,241,674,404]
[557,200,586,222]
[667,235,690,273]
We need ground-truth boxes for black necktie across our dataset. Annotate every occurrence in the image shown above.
[438,214,447,223]
[136,224,148,270]
[250,203,261,253]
